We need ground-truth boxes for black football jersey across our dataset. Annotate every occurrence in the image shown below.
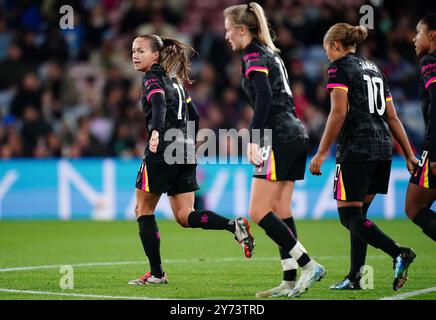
[240,39,307,143]
[141,64,195,163]
[326,53,393,162]
[418,51,436,149]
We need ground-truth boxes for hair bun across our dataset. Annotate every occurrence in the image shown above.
[350,25,368,44]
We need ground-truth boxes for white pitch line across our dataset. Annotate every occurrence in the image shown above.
[0,288,171,300]
[0,256,405,300]
[3,287,435,301]
[0,257,269,272]
[0,255,383,273]
[0,261,143,272]
[380,287,436,300]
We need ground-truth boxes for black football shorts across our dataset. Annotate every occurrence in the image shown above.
[333,161,391,202]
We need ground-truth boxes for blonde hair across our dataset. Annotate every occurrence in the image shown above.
[324,23,368,48]
[223,2,279,52]
[138,34,195,84]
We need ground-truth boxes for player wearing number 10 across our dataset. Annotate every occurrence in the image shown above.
[310,23,417,291]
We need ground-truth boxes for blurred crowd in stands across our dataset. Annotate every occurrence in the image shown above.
[0,0,431,159]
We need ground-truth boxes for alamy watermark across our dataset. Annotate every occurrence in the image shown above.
[158,121,272,166]
[359,5,374,29]
[359,265,374,290]
[59,5,74,30]
[59,265,74,289]
[57,3,377,168]
[358,0,385,30]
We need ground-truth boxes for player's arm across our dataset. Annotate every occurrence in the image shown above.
[186,96,200,142]
[309,88,348,175]
[247,71,272,165]
[148,92,166,153]
[385,100,417,174]
[187,98,199,122]
[249,71,272,132]
[242,48,270,165]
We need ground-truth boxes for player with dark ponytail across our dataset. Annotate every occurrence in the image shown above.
[129,34,254,285]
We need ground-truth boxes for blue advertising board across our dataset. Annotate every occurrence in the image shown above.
[0,157,415,220]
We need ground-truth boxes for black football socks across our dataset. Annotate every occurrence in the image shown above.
[280,217,298,281]
[338,206,401,259]
[413,208,436,241]
[348,202,370,281]
[187,210,235,233]
[137,215,163,277]
[259,212,313,268]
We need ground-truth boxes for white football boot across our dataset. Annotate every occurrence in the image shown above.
[256,280,296,297]
[288,262,326,298]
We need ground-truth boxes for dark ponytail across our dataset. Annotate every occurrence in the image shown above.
[138,34,196,84]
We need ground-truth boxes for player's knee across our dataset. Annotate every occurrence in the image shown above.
[338,206,362,229]
[272,206,291,219]
[136,204,155,217]
[174,208,191,227]
[175,216,188,227]
[135,206,147,217]
[173,212,187,227]
[248,208,270,224]
[348,214,366,231]
[405,201,419,220]
[404,205,414,220]
[338,210,350,229]
[248,209,259,223]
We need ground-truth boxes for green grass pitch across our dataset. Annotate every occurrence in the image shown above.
[0,219,435,300]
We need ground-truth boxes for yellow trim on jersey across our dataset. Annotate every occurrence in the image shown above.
[245,66,269,78]
[424,160,429,189]
[145,165,150,192]
[270,151,277,181]
[332,86,349,92]
[252,68,269,75]
[340,172,346,200]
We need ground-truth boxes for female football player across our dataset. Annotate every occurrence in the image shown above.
[406,13,436,242]
[224,2,325,298]
[129,34,254,285]
[310,23,417,291]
